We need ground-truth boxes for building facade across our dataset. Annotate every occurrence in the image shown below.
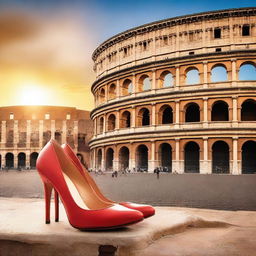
[0,106,93,169]
[89,8,256,174]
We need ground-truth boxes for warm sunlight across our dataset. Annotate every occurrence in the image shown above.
[19,85,49,105]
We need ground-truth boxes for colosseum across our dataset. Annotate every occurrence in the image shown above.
[89,7,256,175]
[0,106,93,170]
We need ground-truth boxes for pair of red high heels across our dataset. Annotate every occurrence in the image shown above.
[36,140,155,230]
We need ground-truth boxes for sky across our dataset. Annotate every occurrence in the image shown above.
[0,0,255,110]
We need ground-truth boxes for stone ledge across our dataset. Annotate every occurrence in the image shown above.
[0,198,242,256]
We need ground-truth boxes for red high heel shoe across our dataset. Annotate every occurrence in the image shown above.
[36,140,144,230]
[62,144,155,218]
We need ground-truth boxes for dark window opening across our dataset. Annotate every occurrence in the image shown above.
[242,25,250,36]
[189,51,195,55]
[216,48,222,52]
[214,28,221,39]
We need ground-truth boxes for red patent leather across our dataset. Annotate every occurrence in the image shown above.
[36,140,144,230]
[62,143,155,218]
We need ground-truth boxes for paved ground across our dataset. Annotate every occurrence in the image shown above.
[0,170,256,210]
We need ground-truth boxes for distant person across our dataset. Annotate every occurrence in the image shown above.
[156,167,160,179]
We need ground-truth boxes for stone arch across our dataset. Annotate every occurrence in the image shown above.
[211,100,229,121]
[241,99,256,121]
[159,71,174,88]
[138,108,150,126]
[158,143,172,172]
[184,141,200,173]
[18,152,26,168]
[211,64,228,82]
[136,144,148,171]
[108,83,116,100]
[120,111,131,128]
[138,74,151,92]
[239,62,256,80]
[107,114,116,131]
[5,153,14,169]
[159,105,173,124]
[122,79,133,96]
[30,152,39,169]
[212,141,229,174]
[99,88,105,103]
[54,130,62,144]
[185,67,200,85]
[185,103,200,122]
[97,149,102,169]
[119,146,129,170]
[242,140,256,174]
[106,148,114,171]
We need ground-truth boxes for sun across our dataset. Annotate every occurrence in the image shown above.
[19,85,49,106]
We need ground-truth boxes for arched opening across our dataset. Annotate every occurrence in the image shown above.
[138,108,150,126]
[239,63,256,80]
[186,68,200,85]
[160,71,174,88]
[5,153,14,169]
[160,105,173,124]
[242,141,256,174]
[122,79,133,95]
[212,141,229,173]
[30,152,38,168]
[54,131,62,144]
[97,149,102,169]
[136,145,148,171]
[108,83,116,100]
[139,75,151,91]
[241,99,256,121]
[159,143,172,172]
[120,111,131,128]
[119,146,129,171]
[99,88,105,103]
[99,117,104,133]
[106,148,114,171]
[211,101,229,121]
[107,114,116,131]
[184,142,200,173]
[185,103,200,122]
[211,65,228,82]
[18,152,26,168]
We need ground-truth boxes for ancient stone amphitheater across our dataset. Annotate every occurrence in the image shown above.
[89,7,256,174]
[0,106,93,170]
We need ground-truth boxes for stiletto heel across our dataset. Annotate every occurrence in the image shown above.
[62,143,155,218]
[36,139,144,230]
[54,189,59,222]
[43,179,53,224]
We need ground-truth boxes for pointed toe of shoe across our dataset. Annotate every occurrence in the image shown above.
[119,202,155,218]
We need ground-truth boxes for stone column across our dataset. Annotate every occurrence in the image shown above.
[14,120,19,148]
[232,96,238,127]
[152,69,156,92]
[148,141,156,173]
[152,103,156,126]
[203,97,208,128]
[1,121,6,148]
[113,144,119,171]
[129,142,135,171]
[94,117,97,136]
[50,120,55,139]
[74,120,78,152]
[62,120,67,144]
[132,73,136,94]
[115,110,120,130]
[203,61,208,88]
[201,137,210,174]
[173,139,181,173]
[39,120,44,148]
[175,65,180,90]
[131,106,136,128]
[102,147,105,171]
[26,120,31,148]
[26,151,30,169]
[116,79,120,99]
[103,114,106,134]
[14,152,18,169]
[93,148,96,170]
[232,137,239,175]
[174,100,180,129]
[231,58,237,86]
